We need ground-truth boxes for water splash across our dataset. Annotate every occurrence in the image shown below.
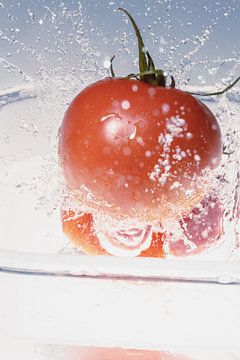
[0,1,240,260]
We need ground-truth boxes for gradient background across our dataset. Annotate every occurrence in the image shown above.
[1,0,240,88]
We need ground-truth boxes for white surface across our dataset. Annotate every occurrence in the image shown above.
[0,337,240,360]
[0,336,45,360]
[0,154,66,254]
[0,269,240,349]
[0,335,240,360]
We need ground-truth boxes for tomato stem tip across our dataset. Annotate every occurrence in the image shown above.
[110,55,116,77]
[187,76,240,97]
[117,7,171,87]
[111,8,238,95]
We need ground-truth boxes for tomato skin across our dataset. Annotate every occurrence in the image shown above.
[62,210,164,257]
[62,210,108,255]
[168,196,223,256]
[139,231,164,258]
[59,78,222,222]
[62,196,222,258]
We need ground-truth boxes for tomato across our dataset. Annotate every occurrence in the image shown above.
[59,8,225,256]
[62,195,223,258]
[167,195,223,256]
[59,78,222,223]
[62,211,108,255]
[62,209,164,257]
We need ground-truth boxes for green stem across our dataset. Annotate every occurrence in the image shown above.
[187,76,240,96]
[126,69,174,88]
[126,73,140,79]
[118,7,166,86]
[110,55,116,77]
[112,7,237,97]
[118,8,149,80]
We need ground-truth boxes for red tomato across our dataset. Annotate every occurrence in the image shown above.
[62,211,108,255]
[62,210,164,257]
[59,78,222,223]
[167,195,224,256]
[62,195,223,258]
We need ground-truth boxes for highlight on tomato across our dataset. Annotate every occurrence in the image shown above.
[59,8,238,257]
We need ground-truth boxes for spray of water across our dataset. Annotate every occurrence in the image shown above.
[0,1,239,259]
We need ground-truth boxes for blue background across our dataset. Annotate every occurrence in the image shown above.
[0,0,239,89]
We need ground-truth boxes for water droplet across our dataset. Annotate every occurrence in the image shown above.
[121,100,130,110]
[103,57,111,69]
[148,87,156,96]
[145,150,152,157]
[217,275,235,284]
[162,103,170,113]
[123,146,132,156]
[194,154,201,162]
[132,84,138,92]
[186,132,193,139]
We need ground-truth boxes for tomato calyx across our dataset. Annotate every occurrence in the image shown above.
[111,8,175,88]
[111,8,239,95]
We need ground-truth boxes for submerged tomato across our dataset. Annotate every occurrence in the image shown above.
[62,195,223,258]
[167,195,223,256]
[59,78,222,222]
[62,210,164,257]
